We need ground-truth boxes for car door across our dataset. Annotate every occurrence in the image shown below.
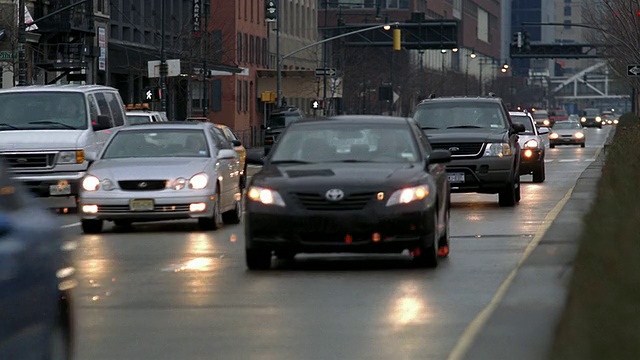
[209,127,238,210]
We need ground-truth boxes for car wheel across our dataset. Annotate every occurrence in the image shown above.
[412,214,438,268]
[498,178,517,207]
[580,142,586,148]
[550,144,555,149]
[240,164,248,189]
[113,220,132,228]
[222,197,242,225]
[198,195,223,230]
[275,250,297,261]
[532,161,546,183]
[81,219,103,234]
[246,248,272,270]
[437,205,450,258]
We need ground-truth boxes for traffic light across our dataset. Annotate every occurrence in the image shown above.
[310,99,324,110]
[393,28,401,51]
[522,31,531,52]
[512,32,523,49]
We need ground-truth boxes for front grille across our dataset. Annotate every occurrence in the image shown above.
[2,152,55,169]
[431,143,484,157]
[561,134,573,138]
[118,180,167,191]
[98,204,190,214]
[292,192,375,211]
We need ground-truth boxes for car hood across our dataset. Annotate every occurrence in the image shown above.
[424,128,508,143]
[88,158,213,180]
[252,162,426,191]
[0,130,86,151]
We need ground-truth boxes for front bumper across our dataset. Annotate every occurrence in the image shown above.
[444,156,516,194]
[245,203,436,254]
[550,137,584,146]
[519,149,543,174]
[79,191,216,221]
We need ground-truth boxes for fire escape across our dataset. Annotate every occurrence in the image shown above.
[33,0,95,83]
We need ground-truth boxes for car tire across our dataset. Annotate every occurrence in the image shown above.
[437,204,451,258]
[412,214,439,268]
[580,143,586,148]
[532,161,546,183]
[550,144,555,149]
[275,250,297,260]
[240,164,248,189]
[81,219,103,234]
[498,178,517,207]
[246,248,272,270]
[113,220,132,228]
[222,198,242,225]
[198,195,223,231]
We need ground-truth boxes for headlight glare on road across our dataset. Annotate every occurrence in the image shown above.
[247,186,285,206]
[524,139,539,149]
[82,175,100,191]
[483,143,512,157]
[386,185,429,206]
[101,179,115,191]
[549,133,559,140]
[189,173,209,190]
[172,177,187,190]
[574,132,585,139]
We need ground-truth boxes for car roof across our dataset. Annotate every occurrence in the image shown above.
[0,84,117,94]
[294,115,411,126]
[509,111,532,117]
[126,111,156,115]
[416,96,505,105]
[120,121,210,130]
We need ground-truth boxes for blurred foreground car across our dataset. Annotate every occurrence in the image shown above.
[79,122,243,233]
[0,158,75,360]
[245,116,452,270]
[509,111,548,183]
[549,121,586,148]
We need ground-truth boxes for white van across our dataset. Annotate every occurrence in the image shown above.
[0,85,128,209]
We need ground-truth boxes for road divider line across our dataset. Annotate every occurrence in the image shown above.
[61,222,81,229]
[447,183,577,360]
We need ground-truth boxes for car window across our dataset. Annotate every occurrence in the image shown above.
[105,92,125,126]
[0,91,88,130]
[94,93,114,127]
[553,122,582,130]
[222,127,238,142]
[210,128,233,150]
[126,114,152,124]
[414,102,508,130]
[87,95,100,126]
[102,129,210,158]
[510,115,535,135]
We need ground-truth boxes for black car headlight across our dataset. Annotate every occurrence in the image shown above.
[247,186,286,207]
[386,185,429,206]
[524,139,539,149]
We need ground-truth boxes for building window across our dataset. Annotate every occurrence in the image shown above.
[237,32,242,62]
[251,0,254,22]
[243,81,248,112]
[564,6,571,16]
[477,8,489,43]
[238,0,241,19]
[96,0,104,13]
[564,20,572,29]
[192,82,203,109]
[244,33,248,63]
[245,0,248,20]
[249,35,254,64]
[564,0,571,3]
[237,80,242,112]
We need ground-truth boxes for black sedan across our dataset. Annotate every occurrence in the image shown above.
[244,116,452,270]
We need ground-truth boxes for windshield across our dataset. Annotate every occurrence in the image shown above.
[553,122,582,130]
[0,92,88,130]
[267,113,300,128]
[532,112,548,119]
[413,102,508,130]
[127,115,152,124]
[102,129,210,159]
[271,122,420,163]
[552,110,567,116]
[510,115,535,134]
[584,109,599,116]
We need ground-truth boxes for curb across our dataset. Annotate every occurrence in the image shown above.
[460,146,606,360]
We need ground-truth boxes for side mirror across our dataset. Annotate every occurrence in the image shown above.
[246,151,265,165]
[538,127,550,135]
[512,123,526,133]
[231,140,242,147]
[85,151,98,163]
[217,149,237,160]
[92,115,111,131]
[428,149,451,165]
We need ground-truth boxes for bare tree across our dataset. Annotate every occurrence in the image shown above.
[0,2,19,84]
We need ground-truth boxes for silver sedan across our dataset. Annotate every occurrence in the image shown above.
[79,122,243,233]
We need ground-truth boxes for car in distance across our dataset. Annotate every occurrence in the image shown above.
[580,108,602,128]
[601,111,618,125]
[79,122,243,233]
[549,108,568,123]
[262,106,304,156]
[245,115,452,270]
[0,157,76,360]
[509,111,548,183]
[125,103,169,124]
[532,109,552,127]
[413,96,525,207]
[549,121,586,148]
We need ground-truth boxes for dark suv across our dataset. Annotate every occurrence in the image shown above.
[413,96,525,207]
[263,107,304,155]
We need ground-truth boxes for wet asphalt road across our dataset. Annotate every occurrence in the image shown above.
[55,126,611,360]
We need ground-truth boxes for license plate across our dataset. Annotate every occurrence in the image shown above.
[130,199,154,211]
[448,172,465,183]
[49,184,71,196]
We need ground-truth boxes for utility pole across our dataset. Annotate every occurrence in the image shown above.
[160,0,168,113]
[202,0,209,117]
[322,0,328,116]
[17,0,27,86]
[275,0,282,107]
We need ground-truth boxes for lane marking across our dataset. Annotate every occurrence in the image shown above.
[447,183,579,360]
[559,159,580,162]
[61,222,81,229]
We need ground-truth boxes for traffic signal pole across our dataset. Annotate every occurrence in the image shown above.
[160,0,168,113]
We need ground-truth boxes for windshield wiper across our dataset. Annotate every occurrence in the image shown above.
[446,125,483,129]
[270,160,313,164]
[27,121,77,130]
[0,123,19,130]
[421,126,440,129]
[337,159,373,163]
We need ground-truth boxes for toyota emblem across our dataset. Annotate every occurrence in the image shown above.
[448,147,460,152]
[325,189,345,201]
[138,182,148,188]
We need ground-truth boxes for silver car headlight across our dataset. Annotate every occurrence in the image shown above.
[189,173,209,190]
[524,139,539,149]
[101,179,115,191]
[171,178,187,190]
[58,150,84,164]
[247,186,286,207]
[386,185,429,206]
[484,143,513,157]
[82,175,100,191]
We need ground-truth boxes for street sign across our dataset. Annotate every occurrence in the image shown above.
[265,0,277,22]
[315,68,336,77]
[628,64,640,76]
[0,51,16,60]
